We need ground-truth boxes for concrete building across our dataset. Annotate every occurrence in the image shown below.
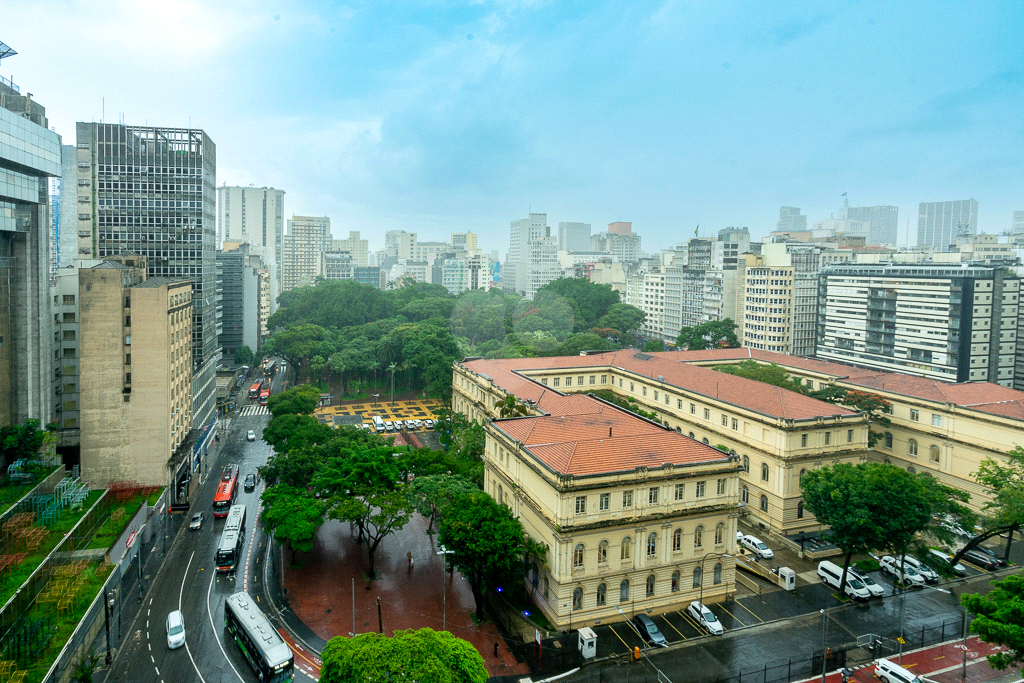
[591,230,642,264]
[663,267,707,340]
[504,213,561,298]
[282,215,331,291]
[353,265,382,289]
[527,236,562,299]
[557,222,591,252]
[216,185,284,311]
[717,227,750,269]
[816,263,1018,386]
[79,260,193,488]
[332,230,368,267]
[837,200,899,245]
[952,234,1017,264]
[1013,211,1024,243]
[777,207,807,232]
[74,122,219,464]
[627,268,666,341]
[608,221,633,236]
[918,199,978,252]
[56,145,79,270]
[441,254,491,295]
[384,230,417,261]
[451,232,478,252]
[50,260,102,445]
[741,265,795,354]
[320,251,354,281]
[217,243,268,360]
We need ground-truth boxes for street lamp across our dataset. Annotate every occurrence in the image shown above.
[698,551,729,606]
[436,544,455,631]
[388,363,397,407]
[372,393,380,408]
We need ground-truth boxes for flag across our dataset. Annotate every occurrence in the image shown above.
[841,192,847,197]
[695,224,699,237]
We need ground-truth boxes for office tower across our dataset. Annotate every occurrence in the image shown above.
[451,232,478,252]
[0,50,60,430]
[384,230,417,261]
[917,199,978,251]
[1012,211,1024,242]
[333,230,369,266]
[442,254,491,295]
[837,199,899,245]
[504,213,550,296]
[777,207,807,232]
[717,227,750,269]
[557,222,591,252]
[526,236,562,299]
[607,221,632,236]
[74,122,219,452]
[56,145,79,269]
[816,263,1018,385]
[590,230,642,263]
[217,185,284,312]
[217,243,269,361]
[51,259,102,446]
[79,259,194,488]
[282,215,331,291]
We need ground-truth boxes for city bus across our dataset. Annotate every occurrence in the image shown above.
[224,591,294,683]
[215,504,247,572]
[213,466,239,518]
[259,386,270,406]
[248,379,263,400]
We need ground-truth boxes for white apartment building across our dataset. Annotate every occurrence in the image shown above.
[441,254,491,295]
[333,231,369,266]
[627,269,667,341]
[217,185,284,313]
[504,213,551,297]
[526,236,562,300]
[282,215,332,291]
[742,266,795,353]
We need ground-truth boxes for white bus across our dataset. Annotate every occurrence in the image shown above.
[216,504,246,572]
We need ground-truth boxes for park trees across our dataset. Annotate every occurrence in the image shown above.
[268,279,396,330]
[676,319,739,350]
[266,385,321,417]
[0,419,57,470]
[261,484,325,563]
[233,345,253,366]
[950,446,1024,567]
[961,573,1024,673]
[320,628,487,683]
[450,289,514,346]
[408,474,480,533]
[595,303,646,337]
[536,277,622,332]
[512,291,575,340]
[642,339,666,352]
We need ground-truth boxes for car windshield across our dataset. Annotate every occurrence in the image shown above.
[169,623,183,635]
[848,578,865,589]
[191,515,200,523]
[904,565,919,575]
[756,542,768,550]
[648,623,661,633]
[861,575,876,585]
[702,608,718,622]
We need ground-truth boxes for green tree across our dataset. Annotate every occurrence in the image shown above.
[233,345,254,366]
[595,303,647,336]
[269,279,396,330]
[320,628,487,683]
[261,484,325,562]
[450,289,513,346]
[642,339,666,352]
[407,474,480,532]
[262,324,334,373]
[715,360,807,393]
[267,385,321,417]
[950,446,1024,567]
[512,291,574,340]
[494,394,530,418]
[262,414,336,458]
[676,319,739,350]
[0,419,50,469]
[535,277,621,332]
[555,332,616,357]
[962,573,1024,673]
[438,491,528,619]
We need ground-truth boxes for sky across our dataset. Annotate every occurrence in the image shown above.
[5,1,1023,256]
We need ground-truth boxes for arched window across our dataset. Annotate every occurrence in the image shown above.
[573,544,584,569]
[713,563,723,585]
[714,523,724,545]
[908,466,916,474]
[742,455,750,472]
[497,484,503,503]
[908,438,918,457]
[646,574,656,597]
[702,437,710,445]
[741,485,749,504]
[598,540,608,564]
[930,445,940,463]
[573,587,583,611]
[676,426,681,433]
[671,571,680,592]
[799,468,806,483]
[596,583,607,606]
[689,431,695,439]
[884,432,893,449]
[619,579,630,602]
[692,566,702,588]
[761,463,770,482]
[672,528,682,552]
[760,495,769,512]
[621,537,632,560]
[797,501,804,519]
[694,525,704,548]
[647,532,657,558]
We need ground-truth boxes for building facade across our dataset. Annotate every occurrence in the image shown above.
[332,231,369,266]
[216,185,284,311]
[282,215,331,291]
[504,213,550,296]
[917,199,979,252]
[217,243,267,359]
[777,207,807,232]
[838,202,899,245]
[591,231,642,264]
[557,222,592,252]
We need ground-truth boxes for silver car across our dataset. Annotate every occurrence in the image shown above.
[687,600,724,635]
[166,609,185,649]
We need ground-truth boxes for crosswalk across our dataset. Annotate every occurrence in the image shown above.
[240,405,269,417]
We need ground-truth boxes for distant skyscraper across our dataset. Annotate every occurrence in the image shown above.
[557,222,591,252]
[282,216,331,291]
[217,185,284,311]
[1012,210,1024,240]
[451,232,478,251]
[608,222,632,236]
[917,199,978,251]
[837,199,899,245]
[777,207,807,232]
[333,231,369,266]
[503,213,549,296]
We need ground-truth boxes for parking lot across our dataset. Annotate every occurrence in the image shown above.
[313,398,443,432]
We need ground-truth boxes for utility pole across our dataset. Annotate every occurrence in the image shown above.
[820,608,828,683]
[962,608,969,679]
[377,596,383,634]
[103,590,112,665]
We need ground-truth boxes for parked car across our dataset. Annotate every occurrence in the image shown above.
[413,419,423,429]
[244,474,256,492]
[876,658,924,683]
[632,614,668,647]
[900,555,939,583]
[879,555,926,586]
[962,546,1001,570]
[817,561,871,601]
[687,601,724,635]
[189,512,203,531]
[927,549,968,577]
[740,535,774,559]
[847,567,885,597]
[166,610,186,649]
[425,419,435,429]
[246,430,256,442]
[936,514,972,540]
[385,421,395,432]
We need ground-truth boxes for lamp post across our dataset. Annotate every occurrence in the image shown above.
[698,551,728,606]
[820,608,828,683]
[388,363,396,407]
[372,393,380,408]
[437,545,455,631]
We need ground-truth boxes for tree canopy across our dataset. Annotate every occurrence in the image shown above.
[535,277,621,332]
[962,573,1024,673]
[266,385,321,417]
[270,279,397,330]
[320,628,487,683]
[233,345,253,366]
[676,319,739,350]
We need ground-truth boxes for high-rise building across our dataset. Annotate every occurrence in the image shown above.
[442,254,491,295]
[74,123,219,453]
[817,263,1017,385]
[56,144,78,269]
[451,232,478,252]
[384,230,417,261]
[353,265,382,289]
[1012,210,1024,242]
[527,236,562,299]
[217,185,284,312]
[917,199,978,252]
[282,215,331,291]
[333,230,369,266]
[741,264,795,354]
[504,213,550,296]
[837,200,899,245]
[608,221,632,236]
[217,243,268,360]
[557,222,591,252]
[0,53,61,430]
[79,259,194,489]
[777,207,807,232]
[50,260,101,446]
[590,230,642,264]
[627,268,666,341]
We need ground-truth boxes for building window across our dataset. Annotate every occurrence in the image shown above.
[622,491,633,508]
[598,541,608,564]
[884,432,893,449]
[62,294,75,305]
[761,463,769,482]
[732,418,739,430]
[630,382,635,392]
[671,571,680,592]
[908,439,918,457]
[742,455,749,472]
[930,445,940,463]
[619,378,623,388]
[713,563,723,585]
[689,432,695,439]
[123,395,130,403]
[695,481,706,497]
[910,409,920,422]
[62,330,76,341]
[801,434,808,447]
[649,487,659,505]
[741,485,749,504]
[601,375,607,384]
[647,533,657,557]
[721,414,728,426]
[908,466,917,474]
[553,378,560,387]
[847,429,853,443]
[596,583,607,606]
[760,495,769,512]
[565,377,572,387]
[654,390,659,400]
[63,312,75,322]
[577,376,584,386]
[64,417,77,428]
[573,544,584,569]
[573,587,583,611]
[717,479,726,495]
[589,375,596,385]
[690,403,696,414]
[642,386,647,397]
[694,525,704,548]
[599,493,610,511]
[125,373,131,384]
[543,576,549,600]
[703,438,709,445]
[575,496,587,514]
[621,537,631,560]
[797,501,804,519]
[674,484,685,501]
[620,580,630,602]
[646,574,656,597]
[678,399,683,409]
[692,567,702,589]
[704,408,710,420]
[824,432,831,445]
[932,414,942,428]
[716,523,725,545]
[541,378,548,386]
[672,528,682,551]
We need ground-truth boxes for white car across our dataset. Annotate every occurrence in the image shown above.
[848,567,885,597]
[246,430,256,442]
[928,548,968,577]
[425,419,435,429]
[166,609,186,649]
[740,535,774,559]
[384,421,395,432]
[879,555,926,587]
[687,601,724,635]
[900,555,939,583]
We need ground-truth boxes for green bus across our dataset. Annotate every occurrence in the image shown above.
[224,592,294,682]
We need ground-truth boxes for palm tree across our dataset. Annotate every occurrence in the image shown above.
[494,395,530,418]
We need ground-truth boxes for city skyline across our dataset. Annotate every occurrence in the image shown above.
[4,1,1023,254]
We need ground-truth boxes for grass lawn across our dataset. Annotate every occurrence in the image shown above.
[85,488,163,551]
[0,490,104,607]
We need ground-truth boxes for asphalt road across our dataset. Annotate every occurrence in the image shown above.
[105,362,302,683]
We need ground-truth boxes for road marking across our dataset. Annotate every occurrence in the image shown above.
[147,609,150,616]
[150,655,155,663]
[146,620,149,628]
[148,643,151,651]
[606,624,632,650]
[206,558,246,682]
[177,551,208,683]
[155,667,160,676]
[732,600,764,623]
[713,603,745,626]
[657,614,686,639]
[679,610,703,631]
[243,490,264,592]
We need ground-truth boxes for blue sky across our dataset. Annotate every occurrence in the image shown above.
[6,1,1023,254]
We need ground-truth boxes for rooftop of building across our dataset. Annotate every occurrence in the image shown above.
[134,277,191,288]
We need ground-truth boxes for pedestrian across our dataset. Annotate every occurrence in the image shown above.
[494,642,499,658]
[407,551,414,569]
[840,668,851,683]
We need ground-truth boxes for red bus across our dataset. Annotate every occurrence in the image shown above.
[248,379,263,399]
[213,466,239,518]
[259,386,270,406]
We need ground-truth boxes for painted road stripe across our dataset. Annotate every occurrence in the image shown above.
[733,600,764,622]
[657,614,686,639]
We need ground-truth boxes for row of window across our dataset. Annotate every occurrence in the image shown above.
[880,432,942,463]
[573,480,728,514]
[568,566,725,610]
[572,524,728,568]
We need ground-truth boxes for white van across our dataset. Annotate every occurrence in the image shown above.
[372,416,385,432]
[876,659,924,683]
[817,561,871,601]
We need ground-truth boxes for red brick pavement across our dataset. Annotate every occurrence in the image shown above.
[283,514,531,678]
